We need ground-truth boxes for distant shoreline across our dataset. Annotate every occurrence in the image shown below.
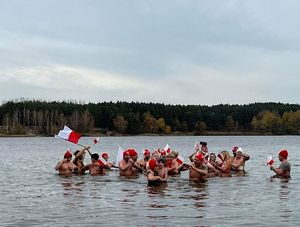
[0,131,296,137]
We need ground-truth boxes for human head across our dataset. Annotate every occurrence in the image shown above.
[91,153,99,162]
[221,150,231,161]
[123,150,131,161]
[157,158,166,169]
[64,150,72,161]
[200,141,207,147]
[278,149,288,161]
[152,151,160,160]
[129,149,138,161]
[102,153,109,161]
[149,159,157,171]
[194,153,204,164]
[209,153,216,162]
[172,150,179,158]
[144,149,151,160]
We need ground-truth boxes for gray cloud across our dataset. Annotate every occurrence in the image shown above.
[0,0,300,105]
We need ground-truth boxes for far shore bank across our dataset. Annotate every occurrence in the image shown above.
[0,131,298,137]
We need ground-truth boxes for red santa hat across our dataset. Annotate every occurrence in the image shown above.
[149,159,157,171]
[279,150,288,159]
[64,150,72,159]
[195,153,204,161]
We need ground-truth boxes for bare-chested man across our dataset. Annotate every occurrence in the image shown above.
[147,159,166,186]
[189,153,208,181]
[55,150,78,176]
[166,153,180,175]
[129,149,143,174]
[101,152,116,169]
[156,158,168,182]
[73,146,90,172]
[119,150,135,176]
[137,149,151,171]
[81,153,104,176]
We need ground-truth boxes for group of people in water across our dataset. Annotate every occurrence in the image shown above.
[55,141,291,185]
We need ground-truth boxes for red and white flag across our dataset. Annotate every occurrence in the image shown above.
[267,155,274,166]
[177,154,184,165]
[163,144,171,153]
[98,158,107,167]
[93,137,100,144]
[56,125,81,144]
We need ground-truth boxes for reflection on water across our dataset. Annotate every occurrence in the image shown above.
[147,182,168,195]
[1,136,300,226]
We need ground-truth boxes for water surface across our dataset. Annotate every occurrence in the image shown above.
[0,136,299,226]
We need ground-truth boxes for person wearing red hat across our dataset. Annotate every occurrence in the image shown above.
[101,152,117,170]
[119,150,141,176]
[128,149,143,174]
[137,149,151,171]
[147,159,166,186]
[55,150,78,176]
[270,150,291,178]
[188,153,208,181]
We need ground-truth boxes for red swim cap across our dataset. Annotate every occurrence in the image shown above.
[129,149,138,157]
[64,150,72,159]
[144,149,150,156]
[195,153,204,161]
[123,150,130,158]
[149,159,157,171]
[102,153,108,159]
[279,150,288,159]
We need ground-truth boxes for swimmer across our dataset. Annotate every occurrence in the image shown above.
[270,150,291,179]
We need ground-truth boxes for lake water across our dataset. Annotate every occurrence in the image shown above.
[0,136,299,226]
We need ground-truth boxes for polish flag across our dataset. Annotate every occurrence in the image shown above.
[116,145,124,165]
[98,158,107,167]
[177,154,184,165]
[57,125,81,144]
[93,137,100,144]
[267,155,274,166]
[163,144,171,153]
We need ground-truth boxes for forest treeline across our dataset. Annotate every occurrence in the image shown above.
[1,99,300,135]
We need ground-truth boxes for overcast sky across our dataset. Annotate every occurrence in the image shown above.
[1,0,300,105]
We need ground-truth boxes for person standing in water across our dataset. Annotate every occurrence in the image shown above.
[147,159,166,186]
[55,150,78,176]
[81,153,104,175]
[270,150,291,179]
[73,146,90,171]
[188,153,208,181]
[119,150,135,176]
[231,149,245,172]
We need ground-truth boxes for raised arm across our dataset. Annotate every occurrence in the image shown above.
[54,160,64,170]
[118,160,132,171]
[189,151,197,162]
